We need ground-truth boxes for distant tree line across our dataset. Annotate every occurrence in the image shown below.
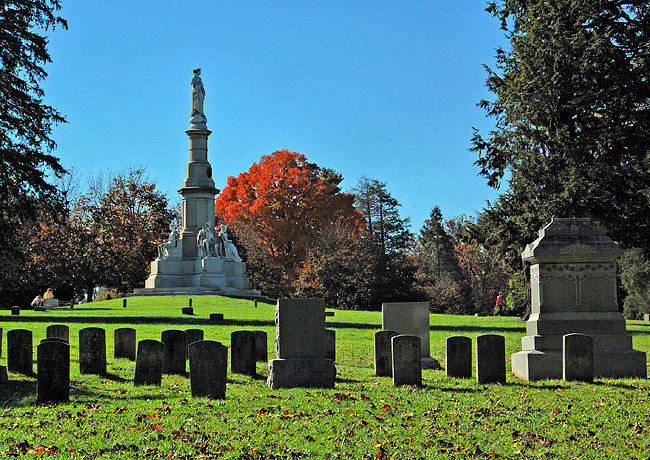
[215,150,510,313]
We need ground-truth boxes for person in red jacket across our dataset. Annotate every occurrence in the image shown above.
[495,292,504,316]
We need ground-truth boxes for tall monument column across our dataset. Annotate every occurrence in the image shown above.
[178,68,218,260]
[136,69,259,297]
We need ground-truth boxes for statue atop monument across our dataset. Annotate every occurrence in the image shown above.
[191,68,205,116]
[190,68,207,128]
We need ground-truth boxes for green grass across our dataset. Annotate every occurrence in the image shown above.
[0,297,648,458]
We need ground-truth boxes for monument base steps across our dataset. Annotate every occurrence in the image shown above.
[522,334,633,351]
[512,349,646,381]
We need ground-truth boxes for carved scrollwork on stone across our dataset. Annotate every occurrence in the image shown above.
[560,243,597,254]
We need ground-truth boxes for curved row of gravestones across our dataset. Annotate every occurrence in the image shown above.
[375,332,596,386]
[0,326,269,403]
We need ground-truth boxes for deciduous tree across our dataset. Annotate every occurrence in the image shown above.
[215,150,363,295]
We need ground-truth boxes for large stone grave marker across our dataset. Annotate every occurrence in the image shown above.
[231,330,256,375]
[114,328,136,360]
[476,334,506,384]
[253,331,267,362]
[7,329,33,375]
[374,330,398,377]
[189,340,227,399]
[267,298,336,389]
[391,335,422,386]
[446,336,472,379]
[161,330,187,374]
[79,327,106,375]
[46,325,69,342]
[185,329,204,359]
[382,302,440,369]
[563,333,594,382]
[37,340,70,402]
[134,340,164,386]
[511,218,647,380]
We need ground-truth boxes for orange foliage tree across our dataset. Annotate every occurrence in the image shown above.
[215,150,364,295]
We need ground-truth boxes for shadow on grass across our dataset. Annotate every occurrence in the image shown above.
[103,372,131,383]
[0,380,37,407]
[429,386,482,393]
[592,381,643,390]
[0,316,275,327]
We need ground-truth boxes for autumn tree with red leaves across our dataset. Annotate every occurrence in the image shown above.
[215,150,363,296]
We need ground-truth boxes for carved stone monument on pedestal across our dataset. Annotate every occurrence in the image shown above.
[511,218,646,380]
[134,69,259,297]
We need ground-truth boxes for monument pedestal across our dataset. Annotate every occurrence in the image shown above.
[511,219,646,380]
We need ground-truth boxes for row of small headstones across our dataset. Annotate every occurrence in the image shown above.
[0,326,269,402]
[374,332,596,385]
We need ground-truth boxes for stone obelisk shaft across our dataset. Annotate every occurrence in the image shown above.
[178,69,218,261]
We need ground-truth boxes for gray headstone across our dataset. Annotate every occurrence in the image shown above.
[446,336,472,378]
[391,335,421,387]
[134,340,164,386]
[40,338,68,344]
[185,329,204,359]
[0,364,7,382]
[275,298,326,359]
[79,327,106,375]
[11,306,20,316]
[189,340,227,399]
[114,328,136,360]
[161,330,187,374]
[382,302,430,358]
[374,330,398,377]
[325,329,336,361]
[644,314,649,322]
[563,333,594,382]
[210,313,224,321]
[37,340,69,402]
[182,307,193,315]
[253,331,267,362]
[7,329,33,374]
[46,324,69,342]
[476,334,506,384]
[231,330,256,376]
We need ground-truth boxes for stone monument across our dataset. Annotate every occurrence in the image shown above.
[267,298,336,389]
[134,69,259,297]
[511,218,646,380]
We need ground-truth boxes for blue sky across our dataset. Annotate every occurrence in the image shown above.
[43,1,507,232]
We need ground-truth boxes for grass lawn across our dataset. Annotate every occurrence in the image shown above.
[0,296,648,458]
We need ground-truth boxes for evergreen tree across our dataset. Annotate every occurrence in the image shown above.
[414,207,470,312]
[352,177,412,256]
[0,1,67,255]
[351,177,420,304]
[471,1,650,266]
[416,207,461,281]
